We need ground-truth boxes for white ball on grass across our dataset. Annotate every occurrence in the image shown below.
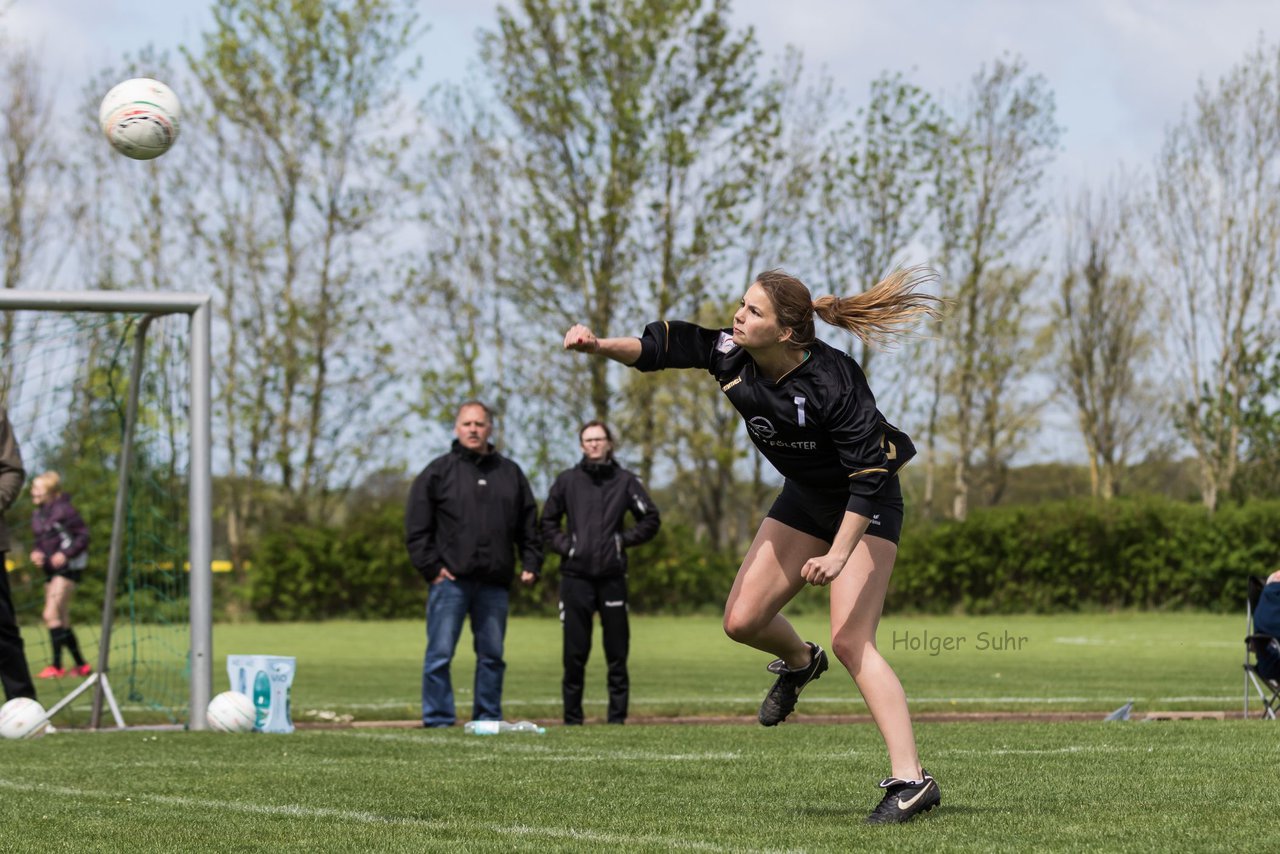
[0,697,49,740]
[206,690,256,733]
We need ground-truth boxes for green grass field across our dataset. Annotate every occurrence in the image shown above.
[4,612,1273,851]
[186,612,1248,723]
[1,720,1276,851]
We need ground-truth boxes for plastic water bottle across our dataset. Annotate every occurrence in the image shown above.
[252,670,271,730]
[464,720,546,735]
[463,720,501,735]
[507,720,545,734]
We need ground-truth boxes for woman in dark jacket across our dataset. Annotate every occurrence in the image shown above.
[540,421,660,725]
[29,471,91,679]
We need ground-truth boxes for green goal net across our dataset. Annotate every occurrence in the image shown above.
[1,300,206,727]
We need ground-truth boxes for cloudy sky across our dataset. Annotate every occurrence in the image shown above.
[5,0,1279,189]
[5,0,1277,462]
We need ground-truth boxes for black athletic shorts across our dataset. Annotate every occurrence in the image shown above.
[766,475,905,545]
[44,568,84,584]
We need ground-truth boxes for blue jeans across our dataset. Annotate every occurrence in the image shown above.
[422,578,509,726]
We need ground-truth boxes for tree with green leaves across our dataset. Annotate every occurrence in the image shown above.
[475,0,759,462]
[1149,39,1280,511]
[926,56,1061,520]
[410,84,517,420]
[1055,182,1156,500]
[1233,349,1280,500]
[809,71,941,376]
[183,0,423,568]
[0,40,65,399]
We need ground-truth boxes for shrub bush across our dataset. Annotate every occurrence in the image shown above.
[888,496,1280,614]
[250,501,425,621]
[245,495,1280,619]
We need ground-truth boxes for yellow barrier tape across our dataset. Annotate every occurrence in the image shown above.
[6,558,246,572]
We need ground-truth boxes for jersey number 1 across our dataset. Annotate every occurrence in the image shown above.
[794,396,807,427]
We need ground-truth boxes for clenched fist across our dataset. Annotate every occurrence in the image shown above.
[563,324,598,352]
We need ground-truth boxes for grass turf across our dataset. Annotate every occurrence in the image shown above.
[0,719,1275,851]
[174,612,1249,724]
[5,612,1269,850]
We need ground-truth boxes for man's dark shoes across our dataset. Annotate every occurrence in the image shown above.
[758,641,828,726]
[865,768,940,824]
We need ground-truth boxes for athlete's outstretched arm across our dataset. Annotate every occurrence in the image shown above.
[563,324,641,366]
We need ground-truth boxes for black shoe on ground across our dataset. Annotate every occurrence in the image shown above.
[758,642,829,726]
[865,768,940,824]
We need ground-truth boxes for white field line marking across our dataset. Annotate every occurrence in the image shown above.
[0,779,741,852]
[347,730,747,761]
[937,745,1158,757]
[300,695,1162,711]
[111,683,1243,717]
[908,696,1096,704]
[1053,636,1237,649]
[294,693,1239,718]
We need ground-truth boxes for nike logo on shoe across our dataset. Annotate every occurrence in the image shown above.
[896,781,935,810]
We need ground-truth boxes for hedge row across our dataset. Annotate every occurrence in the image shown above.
[247,505,739,620]
[245,496,1280,620]
[888,496,1280,614]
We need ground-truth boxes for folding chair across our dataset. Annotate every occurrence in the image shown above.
[1243,575,1280,720]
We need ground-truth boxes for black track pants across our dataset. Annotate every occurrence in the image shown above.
[560,574,629,724]
[0,553,36,700]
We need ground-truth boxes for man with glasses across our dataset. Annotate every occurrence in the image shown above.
[540,420,660,724]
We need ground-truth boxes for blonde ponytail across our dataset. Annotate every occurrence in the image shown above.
[812,266,941,347]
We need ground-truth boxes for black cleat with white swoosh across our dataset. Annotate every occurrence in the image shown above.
[865,768,940,824]
[758,642,829,726]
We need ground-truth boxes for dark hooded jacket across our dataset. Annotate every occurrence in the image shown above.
[540,457,660,580]
[405,441,542,586]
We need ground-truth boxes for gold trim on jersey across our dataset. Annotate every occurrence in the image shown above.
[848,467,889,479]
[721,376,743,392]
[879,425,898,461]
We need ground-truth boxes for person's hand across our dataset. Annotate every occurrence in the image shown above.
[432,567,457,585]
[520,570,537,587]
[800,553,847,587]
[50,552,67,570]
[30,550,45,567]
[563,324,598,353]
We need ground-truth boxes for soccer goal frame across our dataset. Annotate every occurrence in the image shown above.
[0,290,213,730]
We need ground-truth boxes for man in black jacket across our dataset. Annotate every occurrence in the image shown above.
[541,421,660,724]
[405,401,542,728]
[0,407,37,701]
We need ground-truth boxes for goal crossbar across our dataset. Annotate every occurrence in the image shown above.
[0,290,213,730]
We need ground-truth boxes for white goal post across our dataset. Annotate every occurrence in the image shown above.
[0,290,213,730]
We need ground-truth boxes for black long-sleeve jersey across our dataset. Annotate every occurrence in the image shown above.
[633,321,915,514]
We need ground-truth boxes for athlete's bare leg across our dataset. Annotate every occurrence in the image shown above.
[829,534,922,781]
[722,518,828,669]
[43,576,75,629]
